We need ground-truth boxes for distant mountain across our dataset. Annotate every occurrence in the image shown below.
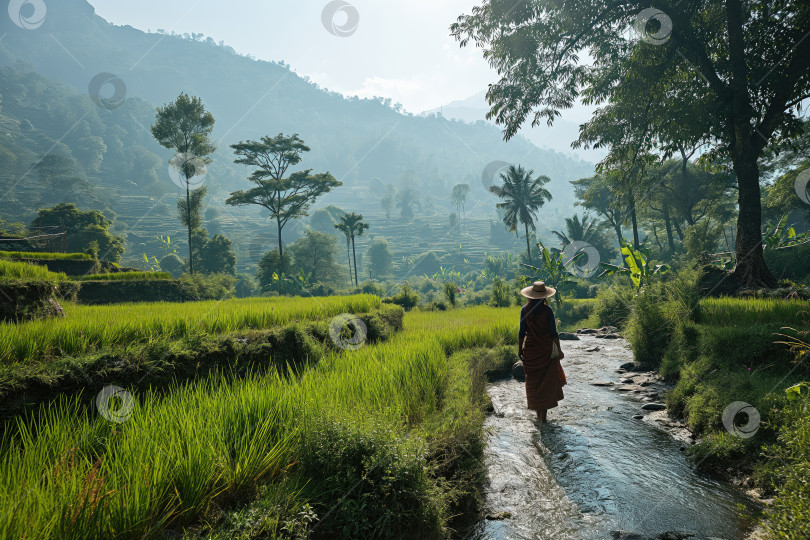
[424,92,607,164]
[0,0,595,267]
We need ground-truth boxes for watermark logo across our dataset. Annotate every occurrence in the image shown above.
[562,241,601,278]
[8,0,46,30]
[722,401,760,439]
[95,385,135,423]
[481,160,510,192]
[169,153,207,190]
[321,1,359,37]
[88,73,127,110]
[329,313,367,351]
[795,167,810,205]
[633,8,672,46]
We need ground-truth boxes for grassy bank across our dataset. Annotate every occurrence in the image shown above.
[75,272,173,281]
[0,251,93,261]
[0,306,517,539]
[613,278,810,538]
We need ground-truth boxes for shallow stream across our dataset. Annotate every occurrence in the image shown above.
[470,335,756,540]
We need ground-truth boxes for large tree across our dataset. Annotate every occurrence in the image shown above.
[30,203,124,262]
[453,0,810,287]
[151,93,216,275]
[451,183,471,222]
[227,134,341,258]
[334,212,369,286]
[489,164,552,260]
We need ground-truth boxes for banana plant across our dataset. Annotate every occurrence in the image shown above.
[520,241,578,305]
[598,239,669,290]
[763,215,809,250]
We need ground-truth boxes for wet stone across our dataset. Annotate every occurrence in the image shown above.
[633,414,644,419]
[642,403,667,411]
[620,362,637,370]
[558,332,579,340]
[485,511,512,520]
[591,381,614,387]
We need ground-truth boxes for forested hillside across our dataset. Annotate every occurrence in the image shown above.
[0,0,593,270]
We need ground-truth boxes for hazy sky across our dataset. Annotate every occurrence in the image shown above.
[86,0,497,115]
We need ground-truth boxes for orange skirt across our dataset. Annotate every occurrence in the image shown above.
[523,343,565,410]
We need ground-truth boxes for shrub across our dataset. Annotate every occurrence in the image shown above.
[179,273,237,300]
[626,290,673,368]
[760,388,810,539]
[594,286,634,328]
[160,253,185,277]
[489,278,512,307]
[383,284,419,310]
[77,272,173,281]
[443,282,458,307]
[297,418,442,539]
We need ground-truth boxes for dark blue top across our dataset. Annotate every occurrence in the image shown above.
[519,301,558,343]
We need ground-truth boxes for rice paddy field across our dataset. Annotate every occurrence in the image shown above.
[698,297,810,326]
[0,260,67,282]
[0,295,381,365]
[0,300,515,539]
[0,252,94,261]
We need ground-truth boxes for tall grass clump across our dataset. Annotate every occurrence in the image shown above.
[0,260,67,281]
[594,286,635,329]
[0,251,94,260]
[626,289,673,368]
[0,294,380,365]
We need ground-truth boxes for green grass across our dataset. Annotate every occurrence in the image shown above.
[0,251,93,261]
[76,272,173,281]
[699,297,810,326]
[0,259,67,281]
[0,295,381,365]
[0,306,516,539]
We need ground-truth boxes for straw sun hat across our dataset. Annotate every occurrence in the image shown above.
[520,281,557,300]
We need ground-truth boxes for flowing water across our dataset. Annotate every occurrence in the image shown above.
[470,335,757,540]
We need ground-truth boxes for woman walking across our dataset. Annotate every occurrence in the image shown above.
[518,281,565,424]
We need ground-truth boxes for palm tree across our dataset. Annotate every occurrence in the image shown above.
[335,212,369,286]
[334,217,354,284]
[551,214,605,246]
[489,165,552,260]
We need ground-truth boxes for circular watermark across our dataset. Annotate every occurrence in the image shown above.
[95,385,135,423]
[328,313,367,351]
[8,0,46,30]
[169,153,208,190]
[562,241,601,278]
[794,167,810,205]
[633,8,672,46]
[481,160,510,192]
[88,73,127,110]
[722,401,760,439]
[321,1,359,37]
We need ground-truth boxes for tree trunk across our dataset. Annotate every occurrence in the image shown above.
[629,195,640,250]
[351,235,359,286]
[611,221,623,250]
[186,181,194,275]
[663,204,675,252]
[346,239,353,284]
[673,220,684,241]
[277,215,283,259]
[524,222,532,261]
[731,150,777,287]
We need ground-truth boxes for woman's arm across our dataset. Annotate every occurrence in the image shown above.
[518,305,526,359]
[548,306,564,360]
